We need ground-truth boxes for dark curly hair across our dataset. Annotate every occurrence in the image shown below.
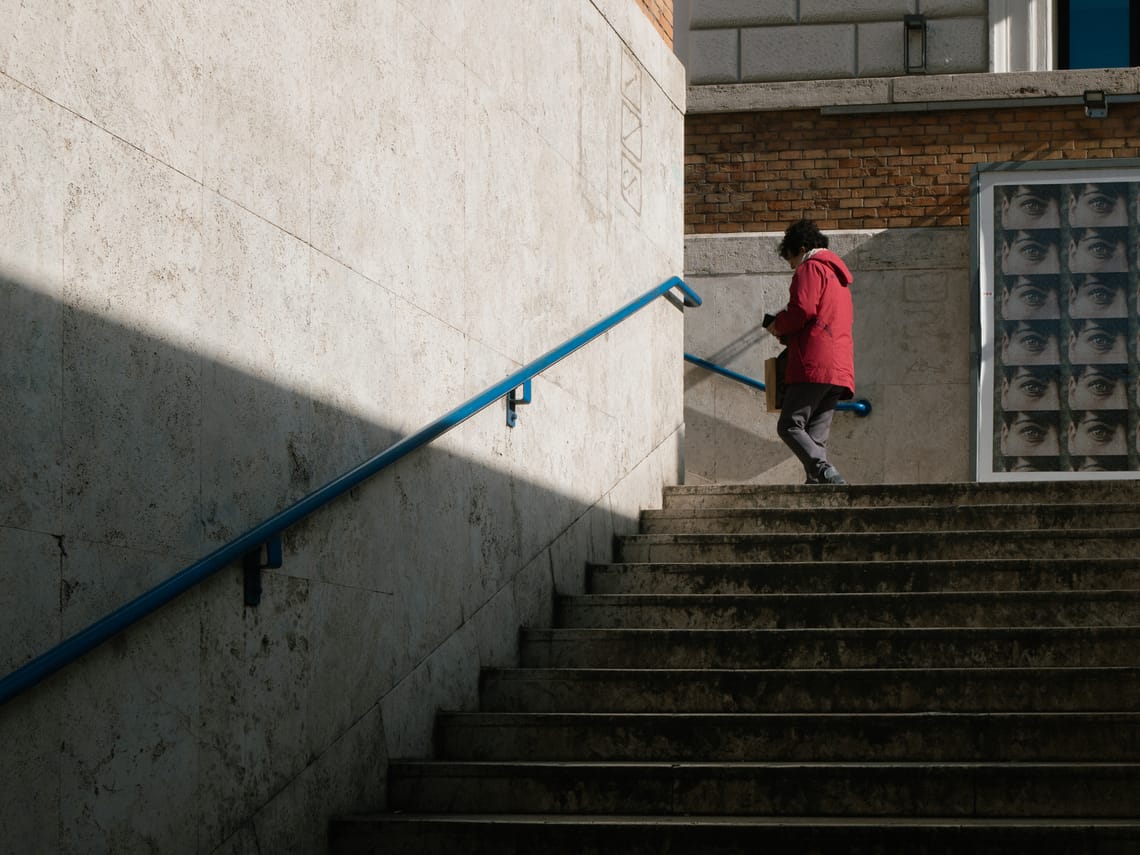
[777,218,829,260]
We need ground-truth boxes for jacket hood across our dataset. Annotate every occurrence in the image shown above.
[803,247,853,287]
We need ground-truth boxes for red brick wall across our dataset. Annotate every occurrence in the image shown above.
[635,0,673,47]
[685,103,1140,233]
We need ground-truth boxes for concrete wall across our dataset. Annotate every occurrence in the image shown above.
[684,229,972,484]
[0,2,685,853]
[676,0,988,83]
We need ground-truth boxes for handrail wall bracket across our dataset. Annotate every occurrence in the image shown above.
[242,535,283,607]
[506,379,533,427]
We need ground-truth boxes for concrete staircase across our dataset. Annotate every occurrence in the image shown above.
[330,481,1140,854]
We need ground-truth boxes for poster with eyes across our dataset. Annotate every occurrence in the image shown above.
[975,162,1140,480]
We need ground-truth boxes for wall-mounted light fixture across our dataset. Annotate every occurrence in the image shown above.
[1083,90,1108,119]
[904,15,927,74]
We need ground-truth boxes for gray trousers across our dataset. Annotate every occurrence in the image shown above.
[776,382,844,481]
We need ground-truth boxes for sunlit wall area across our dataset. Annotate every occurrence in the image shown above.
[0,2,684,852]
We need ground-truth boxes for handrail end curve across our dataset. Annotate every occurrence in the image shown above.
[667,276,702,308]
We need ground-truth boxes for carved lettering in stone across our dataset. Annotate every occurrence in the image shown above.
[620,48,642,215]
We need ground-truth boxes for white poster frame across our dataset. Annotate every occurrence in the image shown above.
[972,158,1140,481]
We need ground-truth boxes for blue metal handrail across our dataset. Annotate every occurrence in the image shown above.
[684,352,872,416]
[0,276,701,706]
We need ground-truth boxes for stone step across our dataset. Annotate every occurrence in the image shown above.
[587,558,1140,595]
[519,626,1140,669]
[479,667,1140,714]
[387,760,1140,817]
[640,503,1140,535]
[433,711,1140,763]
[331,815,1140,855]
[331,482,1140,855]
[614,528,1140,563]
[662,480,1140,511]
[555,591,1140,629]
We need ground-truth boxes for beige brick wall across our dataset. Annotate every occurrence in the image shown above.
[686,103,1140,233]
[637,0,674,46]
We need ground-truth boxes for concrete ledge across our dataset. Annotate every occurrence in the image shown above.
[684,229,966,275]
[688,78,892,112]
[892,67,1140,101]
[688,68,1140,113]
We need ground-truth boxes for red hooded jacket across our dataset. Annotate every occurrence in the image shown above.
[770,248,855,397]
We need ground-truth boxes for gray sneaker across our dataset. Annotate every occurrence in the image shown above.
[820,465,847,485]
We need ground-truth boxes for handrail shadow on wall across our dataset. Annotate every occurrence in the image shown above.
[0,276,702,707]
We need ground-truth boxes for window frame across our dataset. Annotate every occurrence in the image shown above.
[1056,0,1140,69]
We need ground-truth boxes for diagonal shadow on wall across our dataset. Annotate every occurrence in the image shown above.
[0,271,663,854]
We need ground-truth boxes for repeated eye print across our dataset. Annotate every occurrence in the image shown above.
[993,181,1139,474]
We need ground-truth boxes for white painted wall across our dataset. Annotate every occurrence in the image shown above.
[677,0,989,83]
[0,2,686,853]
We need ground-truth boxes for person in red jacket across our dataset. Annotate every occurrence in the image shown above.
[764,219,855,485]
